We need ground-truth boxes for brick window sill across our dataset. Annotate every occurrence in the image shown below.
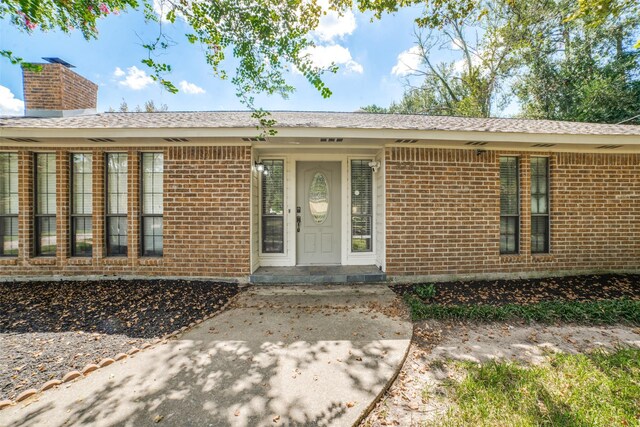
[29,257,57,266]
[0,258,18,265]
[532,254,554,262]
[103,257,129,265]
[139,257,163,266]
[68,257,93,265]
[499,254,526,263]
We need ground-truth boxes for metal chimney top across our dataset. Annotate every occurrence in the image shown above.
[42,57,75,68]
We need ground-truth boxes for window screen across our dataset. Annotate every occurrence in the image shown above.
[351,160,373,252]
[261,160,284,253]
[531,157,550,253]
[106,153,128,256]
[35,153,56,256]
[141,153,163,256]
[500,157,519,254]
[0,153,18,257]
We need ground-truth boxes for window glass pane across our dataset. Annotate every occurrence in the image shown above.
[36,153,56,215]
[0,153,18,216]
[107,216,128,256]
[500,157,518,215]
[500,216,518,254]
[261,160,284,253]
[1,217,18,256]
[73,217,93,256]
[531,216,549,253]
[142,153,163,215]
[531,157,550,253]
[262,216,283,253]
[38,216,56,256]
[72,154,93,215]
[142,216,163,256]
[351,160,373,252]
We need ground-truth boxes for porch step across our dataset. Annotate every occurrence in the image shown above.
[250,265,386,284]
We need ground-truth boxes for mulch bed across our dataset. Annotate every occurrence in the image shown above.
[391,274,640,305]
[0,279,240,401]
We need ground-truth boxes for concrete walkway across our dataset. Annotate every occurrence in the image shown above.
[0,285,412,427]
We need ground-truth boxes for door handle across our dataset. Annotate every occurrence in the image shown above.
[296,216,301,232]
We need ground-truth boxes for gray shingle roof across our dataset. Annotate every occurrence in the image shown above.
[2,111,640,136]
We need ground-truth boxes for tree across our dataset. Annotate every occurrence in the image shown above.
[108,99,169,112]
[502,0,640,123]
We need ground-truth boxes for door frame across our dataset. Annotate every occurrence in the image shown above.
[257,152,378,267]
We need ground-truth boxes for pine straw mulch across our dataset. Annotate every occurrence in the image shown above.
[0,279,241,401]
[391,273,640,306]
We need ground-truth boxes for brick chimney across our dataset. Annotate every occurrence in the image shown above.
[22,59,98,117]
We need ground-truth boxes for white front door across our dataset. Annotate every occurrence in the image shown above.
[296,161,341,265]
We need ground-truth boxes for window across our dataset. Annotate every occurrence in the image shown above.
[0,153,18,257]
[71,154,93,256]
[35,153,56,256]
[500,156,519,254]
[141,153,163,256]
[106,153,128,256]
[351,160,373,252]
[261,159,284,253]
[531,157,550,253]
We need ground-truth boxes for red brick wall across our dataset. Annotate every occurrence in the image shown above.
[385,147,640,277]
[22,63,97,112]
[0,146,251,279]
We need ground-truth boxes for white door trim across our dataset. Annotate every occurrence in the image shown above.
[256,151,379,267]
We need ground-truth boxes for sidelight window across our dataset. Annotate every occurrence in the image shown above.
[351,160,373,252]
[261,160,284,253]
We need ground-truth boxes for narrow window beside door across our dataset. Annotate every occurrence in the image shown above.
[351,160,373,252]
[71,153,93,256]
[500,156,519,254]
[531,157,550,253]
[141,153,163,257]
[106,153,128,256]
[35,153,56,256]
[0,153,18,257]
[261,160,284,253]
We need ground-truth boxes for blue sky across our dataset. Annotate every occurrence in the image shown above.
[0,3,463,115]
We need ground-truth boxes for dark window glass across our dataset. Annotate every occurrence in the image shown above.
[500,157,519,254]
[141,153,163,256]
[351,160,373,252]
[531,157,550,253]
[106,153,128,256]
[261,160,284,253]
[0,153,18,256]
[35,153,56,256]
[71,153,93,256]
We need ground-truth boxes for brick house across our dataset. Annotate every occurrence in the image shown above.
[0,61,639,283]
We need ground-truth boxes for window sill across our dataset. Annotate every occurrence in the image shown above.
[68,257,93,265]
[103,257,129,265]
[30,257,57,265]
[0,258,18,265]
[531,253,554,262]
[139,257,163,266]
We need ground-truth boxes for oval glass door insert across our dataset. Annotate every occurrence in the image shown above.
[309,172,329,224]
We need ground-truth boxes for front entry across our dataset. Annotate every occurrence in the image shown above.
[296,162,341,265]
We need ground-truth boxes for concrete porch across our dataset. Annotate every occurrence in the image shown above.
[250,265,386,284]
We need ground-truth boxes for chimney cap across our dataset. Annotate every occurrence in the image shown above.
[42,57,75,68]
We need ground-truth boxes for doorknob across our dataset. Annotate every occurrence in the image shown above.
[296,215,301,232]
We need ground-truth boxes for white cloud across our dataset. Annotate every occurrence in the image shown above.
[0,85,24,116]
[302,44,363,74]
[391,46,423,76]
[314,0,357,42]
[179,80,206,95]
[451,38,464,51]
[115,66,155,90]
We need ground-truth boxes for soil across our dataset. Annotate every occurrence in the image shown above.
[362,320,640,426]
[0,279,241,401]
[391,274,640,305]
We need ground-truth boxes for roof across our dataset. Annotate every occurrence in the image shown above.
[2,111,640,136]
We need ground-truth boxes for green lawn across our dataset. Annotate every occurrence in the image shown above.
[432,348,640,427]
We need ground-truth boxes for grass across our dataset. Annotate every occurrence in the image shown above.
[432,347,640,426]
[405,295,640,325]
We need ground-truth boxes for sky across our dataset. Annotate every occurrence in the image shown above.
[0,2,466,115]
